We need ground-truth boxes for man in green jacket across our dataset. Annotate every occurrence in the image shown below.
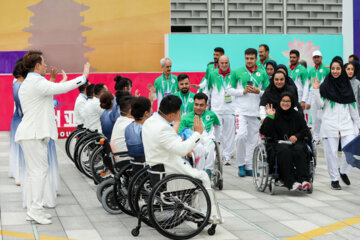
[173,73,195,116]
[289,49,309,109]
[179,92,221,175]
[256,44,275,71]
[152,57,178,109]
[195,47,225,92]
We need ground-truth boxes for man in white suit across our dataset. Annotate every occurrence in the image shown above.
[142,95,222,224]
[15,50,90,224]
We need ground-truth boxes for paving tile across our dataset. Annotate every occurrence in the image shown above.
[66,229,102,240]
[280,220,319,233]
[1,212,27,226]
[59,216,93,231]
[259,208,299,221]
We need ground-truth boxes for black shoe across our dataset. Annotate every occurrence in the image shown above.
[339,169,351,185]
[331,181,342,190]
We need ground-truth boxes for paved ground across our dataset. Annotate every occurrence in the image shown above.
[1,131,360,240]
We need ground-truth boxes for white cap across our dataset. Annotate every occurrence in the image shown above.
[312,50,322,57]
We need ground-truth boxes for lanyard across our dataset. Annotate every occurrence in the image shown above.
[161,74,173,94]
[219,73,230,89]
[179,92,190,114]
[245,68,259,86]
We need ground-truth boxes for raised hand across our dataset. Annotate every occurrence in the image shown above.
[312,77,320,89]
[49,67,58,82]
[191,84,200,89]
[265,104,276,116]
[193,115,203,134]
[135,89,140,97]
[83,62,90,78]
[60,70,68,83]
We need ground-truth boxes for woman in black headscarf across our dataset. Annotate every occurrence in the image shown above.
[260,70,301,121]
[260,92,311,191]
[265,60,277,79]
[312,57,360,190]
[345,61,360,114]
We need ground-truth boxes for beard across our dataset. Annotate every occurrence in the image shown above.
[180,88,189,94]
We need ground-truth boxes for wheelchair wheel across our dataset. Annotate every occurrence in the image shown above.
[148,174,211,240]
[252,143,269,192]
[73,132,100,171]
[269,178,275,195]
[113,164,134,216]
[97,178,115,203]
[101,187,122,214]
[90,145,111,184]
[213,142,223,190]
[78,139,99,179]
[128,166,149,216]
[65,128,86,162]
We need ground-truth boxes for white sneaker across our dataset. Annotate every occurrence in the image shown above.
[26,212,52,224]
[290,182,302,191]
[302,181,311,190]
[26,213,51,221]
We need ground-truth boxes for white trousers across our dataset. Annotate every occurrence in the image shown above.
[193,139,215,171]
[215,114,235,160]
[235,115,260,170]
[311,94,322,141]
[323,134,355,181]
[19,139,49,215]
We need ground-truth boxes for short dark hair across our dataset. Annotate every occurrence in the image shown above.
[177,73,189,82]
[119,95,133,116]
[78,81,89,93]
[259,44,269,52]
[116,91,131,106]
[159,95,182,115]
[299,59,307,69]
[289,49,300,57]
[114,75,132,91]
[23,50,43,71]
[100,91,114,110]
[94,83,106,96]
[86,84,95,98]
[194,92,208,104]
[245,48,257,57]
[131,97,151,121]
[349,54,359,62]
[214,47,225,55]
[12,58,28,78]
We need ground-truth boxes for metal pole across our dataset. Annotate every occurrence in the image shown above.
[262,0,266,34]
[224,0,228,34]
[208,0,212,33]
[283,0,287,34]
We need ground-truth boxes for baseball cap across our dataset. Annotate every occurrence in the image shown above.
[312,50,322,57]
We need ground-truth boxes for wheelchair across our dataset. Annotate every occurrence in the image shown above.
[130,163,219,239]
[185,140,223,190]
[65,124,86,162]
[252,137,316,195]
[93,137,139,215]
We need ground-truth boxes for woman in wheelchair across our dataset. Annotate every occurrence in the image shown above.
[125,97,152,170]
[260,92,311,191]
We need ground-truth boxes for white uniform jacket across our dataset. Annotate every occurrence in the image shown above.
[83,97,104,133]
[314,89,360,138]
[74,93,87,125]
[15,73,86,142]
[142,113,204,176]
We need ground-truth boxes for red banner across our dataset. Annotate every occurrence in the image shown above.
[1,72,204,137]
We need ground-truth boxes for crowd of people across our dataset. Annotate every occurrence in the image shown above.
[7,45,360,225]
